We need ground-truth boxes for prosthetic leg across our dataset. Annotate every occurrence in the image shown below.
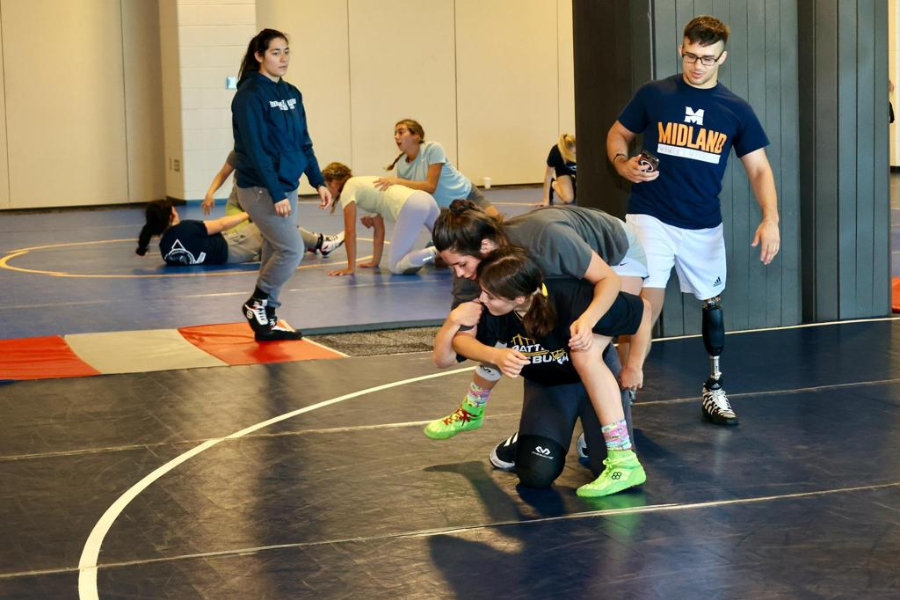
[701,297,738,425]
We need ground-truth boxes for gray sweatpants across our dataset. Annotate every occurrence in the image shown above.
[227,186,319,251]
[236,185,302,308]
[388,191,440,274]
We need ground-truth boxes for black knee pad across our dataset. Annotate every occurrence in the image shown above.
[702,299,725,356]
[516,435,566,488]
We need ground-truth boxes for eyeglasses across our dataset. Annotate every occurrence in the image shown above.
[681,50,724,67]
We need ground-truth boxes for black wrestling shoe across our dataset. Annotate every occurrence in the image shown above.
[489,432,518,471]
[702,379,738,426]
[242,297,270,333]
[255,319,303,342]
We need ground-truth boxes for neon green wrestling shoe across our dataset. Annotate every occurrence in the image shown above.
[576,449,646,498]
[423,398,485,440]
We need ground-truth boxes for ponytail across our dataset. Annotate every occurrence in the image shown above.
[136,200,174,256]
[477,246,556,339]
[432,199,506,255]
[521,286,555,340]
[385,152,405,171]
[558,133,576,164]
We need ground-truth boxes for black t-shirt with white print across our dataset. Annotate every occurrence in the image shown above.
[472,278,643,386]
[159,221,229,265]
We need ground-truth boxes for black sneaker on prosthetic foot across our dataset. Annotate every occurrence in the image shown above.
[701,378,738,426]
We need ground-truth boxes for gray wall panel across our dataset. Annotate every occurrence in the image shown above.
[839,0,859,318]
[872,0,891,316]
[776,0,801,326]
[798,0,891,322]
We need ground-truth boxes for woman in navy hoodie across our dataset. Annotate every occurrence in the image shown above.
[232,29,332,341]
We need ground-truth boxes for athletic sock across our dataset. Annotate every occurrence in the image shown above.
[601,419,633,451]
[465,382,491,407]
[252,286,269,301]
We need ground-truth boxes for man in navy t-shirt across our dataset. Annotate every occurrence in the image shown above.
[606,15,781,426]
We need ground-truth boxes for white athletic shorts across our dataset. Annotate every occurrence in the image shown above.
[610,220,649,279]
[626,213,726,300]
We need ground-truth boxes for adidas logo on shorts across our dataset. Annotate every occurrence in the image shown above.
[713,276,722,287]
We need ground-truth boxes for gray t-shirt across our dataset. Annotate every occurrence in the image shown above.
[451,206,629,306]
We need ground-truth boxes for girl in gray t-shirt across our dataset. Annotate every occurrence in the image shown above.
[423,200,648,448]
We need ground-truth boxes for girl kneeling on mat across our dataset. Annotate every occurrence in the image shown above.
[433,246,652,497]
[322,162,440,276]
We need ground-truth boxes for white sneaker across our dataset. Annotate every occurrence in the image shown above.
[489,432,518,471]
[320,232,345,257]
[576,432,588,460]
[701,381,738,426]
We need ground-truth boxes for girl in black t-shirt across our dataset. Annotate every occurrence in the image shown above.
[135,200,337,266]
[433,247,651,497]
[537,133,576,206]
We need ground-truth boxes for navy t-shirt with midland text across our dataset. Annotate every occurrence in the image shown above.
[159,221,228,265]
[618,74,769,229]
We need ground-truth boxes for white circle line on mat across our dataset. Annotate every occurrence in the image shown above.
[77,365,476,600]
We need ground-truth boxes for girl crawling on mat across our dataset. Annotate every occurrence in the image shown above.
[432,246,651,497]
[322,162,440,276]
[135,199,342,266]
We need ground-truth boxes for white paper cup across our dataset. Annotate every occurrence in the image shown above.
[483,176,492,189]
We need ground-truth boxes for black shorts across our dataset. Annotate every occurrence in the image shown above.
[593,292,644,338]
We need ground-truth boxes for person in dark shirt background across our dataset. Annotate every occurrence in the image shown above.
[536,133,576,206]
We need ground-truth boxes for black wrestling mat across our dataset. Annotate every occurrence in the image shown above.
[1,319,899,598]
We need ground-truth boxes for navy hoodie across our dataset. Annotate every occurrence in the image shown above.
[232,73,325,202]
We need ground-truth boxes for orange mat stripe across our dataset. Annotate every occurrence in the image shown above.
[0,336,101,381]
[178,322,344,366]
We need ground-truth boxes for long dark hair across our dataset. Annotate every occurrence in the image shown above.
[136,200,174,256]
[432,199,507,255]
[238,29,289,83]
[477,246,556,339]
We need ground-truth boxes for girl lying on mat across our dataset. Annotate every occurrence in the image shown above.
[135,199,343,266]
[432,246,652,497]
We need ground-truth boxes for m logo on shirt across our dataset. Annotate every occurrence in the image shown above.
[269,99,298,111]
[685,106,705,125]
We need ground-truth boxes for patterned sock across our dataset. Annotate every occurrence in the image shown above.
[465,382,491,407]
[601,419,633,451]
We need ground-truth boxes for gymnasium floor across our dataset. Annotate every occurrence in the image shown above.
[0,188,537,340]
[1,186,899,598]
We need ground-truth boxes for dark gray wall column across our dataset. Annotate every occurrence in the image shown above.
[798,0,891,321]
[572,0,652,219]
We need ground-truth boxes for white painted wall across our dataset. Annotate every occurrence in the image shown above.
[0,0,575,208]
